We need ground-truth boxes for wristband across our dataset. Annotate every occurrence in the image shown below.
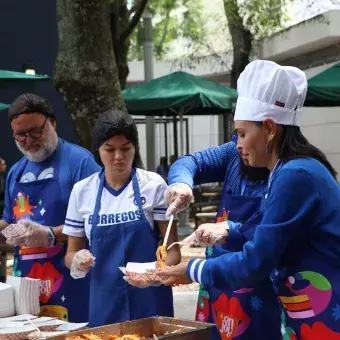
[47,227,56,246]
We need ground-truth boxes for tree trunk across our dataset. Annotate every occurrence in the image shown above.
[110,0,148,89]
[110,1,130,90]
[54,0,126,151]
[224,0,253,89]
[114,40,130,90]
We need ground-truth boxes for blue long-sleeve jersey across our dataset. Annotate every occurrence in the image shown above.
[168,142,268,246]
[186,158,340,290]
[168,142,266,197]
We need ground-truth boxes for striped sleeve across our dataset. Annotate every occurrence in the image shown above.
[187,166,321,292]
[63,186,86,238]
[186,258,207,284]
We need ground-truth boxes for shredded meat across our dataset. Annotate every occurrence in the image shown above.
[108,335,142,340]
[156,245,167,268]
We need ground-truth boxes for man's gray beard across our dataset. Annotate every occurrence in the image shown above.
[16,135,58,163]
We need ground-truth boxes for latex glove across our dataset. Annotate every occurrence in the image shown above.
[177,222,228,247]
[70,249,96,279]
[165,183,193,217]
[2,219,54,248]
[195,222,228,246]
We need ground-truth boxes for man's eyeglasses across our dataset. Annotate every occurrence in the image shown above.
[13,117,49,142]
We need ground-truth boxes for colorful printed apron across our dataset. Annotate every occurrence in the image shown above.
[196,178,281,339]
[88,168,174,327]
[267,161,340,339]
[11,146,90,322]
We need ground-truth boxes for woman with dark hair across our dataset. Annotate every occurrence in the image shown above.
[165,142,281,340]
[160,60,340,338]
[63,110,180,327]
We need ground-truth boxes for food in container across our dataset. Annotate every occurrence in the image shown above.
[155,246,167,269]
[46,317,214,340]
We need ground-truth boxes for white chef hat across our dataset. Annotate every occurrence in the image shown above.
[234,60,307,126]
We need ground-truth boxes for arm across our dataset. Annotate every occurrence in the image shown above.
[63,185,87,251]
[168,142,238,187]
[187,168,320,290]
[51,225,68,244]
[63,185,94,275]
[65,236,87,269]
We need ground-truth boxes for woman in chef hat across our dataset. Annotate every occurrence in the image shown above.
[63,110,180,327]
[159,60,340,338]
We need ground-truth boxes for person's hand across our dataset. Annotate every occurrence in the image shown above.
[165,183,193,217]
[157,262,192,286]
[194,222,228,246]
[178,222,228,247]
[70,249,96,279]
[2,219,54,248]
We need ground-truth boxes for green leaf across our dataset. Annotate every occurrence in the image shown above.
[128,0,207,60]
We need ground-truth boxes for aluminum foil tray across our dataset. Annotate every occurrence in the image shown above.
[47,317,215,340]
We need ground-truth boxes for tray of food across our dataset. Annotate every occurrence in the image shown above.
[47,317,215,340]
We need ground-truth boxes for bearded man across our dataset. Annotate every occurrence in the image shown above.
[0,93,99,322]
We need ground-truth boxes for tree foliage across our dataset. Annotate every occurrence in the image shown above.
[128,0,207,60]
[238,0,290,39]
[172,0,291,88]
[54,0,126,150]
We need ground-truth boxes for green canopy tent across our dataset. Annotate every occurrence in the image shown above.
[0,69,50,90]
[122,71,238,157]
[0,69,49,81]
[0,103,9,111]
[305,63,340,106]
